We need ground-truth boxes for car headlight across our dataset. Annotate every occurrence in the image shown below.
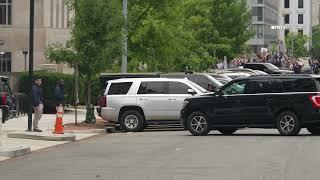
[182,100,189,109]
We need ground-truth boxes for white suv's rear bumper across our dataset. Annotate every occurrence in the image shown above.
[101,107,119,122]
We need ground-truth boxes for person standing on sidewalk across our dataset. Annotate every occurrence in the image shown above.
[32,78,44,132]
[54,79,65,110]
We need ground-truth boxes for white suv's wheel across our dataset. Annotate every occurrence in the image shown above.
[120,110,144,132]
[187,111,210,136]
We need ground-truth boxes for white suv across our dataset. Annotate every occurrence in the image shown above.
[101,78,206,132]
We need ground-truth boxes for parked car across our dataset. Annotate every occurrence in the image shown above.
[161,73,228,92]
[98,73,160,116]
[101,78,206,132]
[228,68,267,75]
[218,72,251,79]
[181,74,320,136]
[244,63,293,74]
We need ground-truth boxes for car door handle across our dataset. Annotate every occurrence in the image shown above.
[168,98,176,101]
[266,98,273,102]
[139,98,148,101]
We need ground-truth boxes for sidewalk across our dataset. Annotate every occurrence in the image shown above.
[0,110,106,162]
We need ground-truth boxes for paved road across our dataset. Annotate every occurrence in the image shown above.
[1,128,320,180]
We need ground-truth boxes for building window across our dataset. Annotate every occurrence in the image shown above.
[284,0,290,8]
[285,30,290,37]
[298,14,303,24]
[285,14,290,24]
[0,52,11,73]
[257,25,263,39]
[298,30,303,34]
[258,0,263,4]
[0,0,12,25]
[257,7,263,21]
[298,0,304,8]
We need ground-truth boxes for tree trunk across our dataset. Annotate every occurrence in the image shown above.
[87,76,91,105]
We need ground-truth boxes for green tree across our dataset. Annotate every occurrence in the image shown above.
[128,0,191,72]
[312,25,320,59]
[180,0,252,70]
[46,0,123,104]
[285,32,309,58]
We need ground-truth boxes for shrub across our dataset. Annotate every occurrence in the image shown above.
[17,71,100,108]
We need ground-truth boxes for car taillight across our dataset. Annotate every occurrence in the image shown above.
[309,95,320,108]
[1,93,7,105]
[102,96,107,107]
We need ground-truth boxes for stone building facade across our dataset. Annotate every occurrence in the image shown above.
[0,0,72,74]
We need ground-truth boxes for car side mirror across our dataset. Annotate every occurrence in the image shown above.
[188,89,196,95]
[215,89,223,97]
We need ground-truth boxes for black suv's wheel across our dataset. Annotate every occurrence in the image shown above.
[307,127,320,135]
[276,111,301,136]
[218,128,238,135]
[119,110,144,132]
[187,111,210,136]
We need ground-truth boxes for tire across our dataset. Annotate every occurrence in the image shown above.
[218,128,238,135]
[307,127,320,135]
[187,111,210,136]
[276,111,301,136]
[119,110,144,132]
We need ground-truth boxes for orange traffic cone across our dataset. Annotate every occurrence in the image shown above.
[53,106,64,134]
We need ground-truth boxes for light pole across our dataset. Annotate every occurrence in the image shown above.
[27,0,35,132]
[0,52,4,73]
[22,49,28,71]
[121,0,128,73]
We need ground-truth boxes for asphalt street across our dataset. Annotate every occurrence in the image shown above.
[1,128,320,180]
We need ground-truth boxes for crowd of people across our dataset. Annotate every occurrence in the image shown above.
[216,51,320,74]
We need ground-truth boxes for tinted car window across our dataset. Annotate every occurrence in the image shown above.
[138,81,165,94]
[222,81,246,95]
[188,76,211,90]
[282,79,316,92]
[168,82,190,94]
[245,80,282,94]
[108,82,132,95]
[245,64,264,71]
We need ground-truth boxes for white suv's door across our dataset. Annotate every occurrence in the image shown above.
[166,81,194,120]
[136,81,169,120]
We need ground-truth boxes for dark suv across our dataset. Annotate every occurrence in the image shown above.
[244,63,293,74]
[181,75,320,136]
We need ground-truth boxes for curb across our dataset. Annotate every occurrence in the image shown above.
[7,132,76,142]
[0,146,31,157]
[64,129,107,134]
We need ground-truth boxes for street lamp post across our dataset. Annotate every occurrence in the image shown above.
[27,0,35,132]
[22,49,28,71]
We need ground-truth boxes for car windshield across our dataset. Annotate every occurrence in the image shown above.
[187,80,208,93]
[264,63,280,70]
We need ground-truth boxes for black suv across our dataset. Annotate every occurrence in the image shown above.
[181,75,320,136]
[244,63,293,74]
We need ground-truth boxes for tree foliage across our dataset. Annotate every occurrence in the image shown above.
[46,0,123,104]
[285,32,309,58]
[128,0,252,72]
[312,25,320,59]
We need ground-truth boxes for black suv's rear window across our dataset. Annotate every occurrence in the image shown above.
[108,82,132,95]
[282,79,316,92]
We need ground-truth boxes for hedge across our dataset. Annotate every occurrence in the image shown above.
[17,71,100,107]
